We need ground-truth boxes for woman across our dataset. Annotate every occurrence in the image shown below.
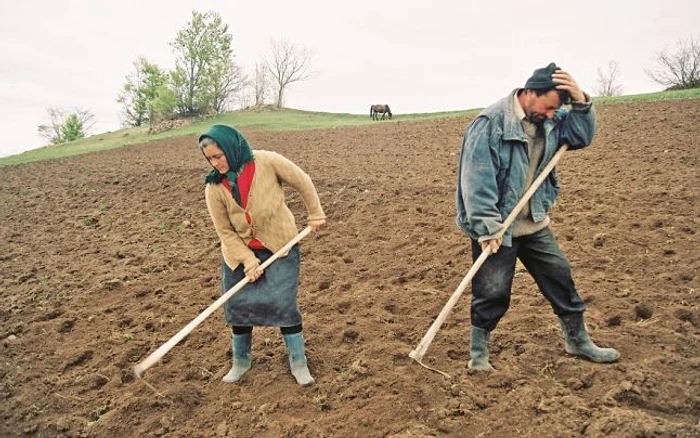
[200,124,326,386]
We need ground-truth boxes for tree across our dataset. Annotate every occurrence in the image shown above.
[264,39,313,108]
[72,109,96,137]
[37,107,65,145]
[150,84,179,122]
[37,108,96,145]
[61,113,85,142]
[645,35,700,90]
[253,62,271,106]
[238,88,254,109]
[170,10,238,116]
[205,60,247,112]
[117,57,168,127]
[595,61,623,96]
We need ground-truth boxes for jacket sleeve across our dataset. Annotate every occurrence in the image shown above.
[458,116,503,240]
[558,94,596,150]
[268,152,326,221]
[205,185,260,271]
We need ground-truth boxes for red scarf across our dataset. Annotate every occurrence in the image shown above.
[222,162,265,249]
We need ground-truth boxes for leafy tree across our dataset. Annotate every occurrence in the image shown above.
[645,35,700,90]
[170,10,238,116]
[37,108,95,145]
[150,84,179,122]
[265,39,313,108]
[595,61,623,96]
[61,113,85,142]
[117,57,168,127]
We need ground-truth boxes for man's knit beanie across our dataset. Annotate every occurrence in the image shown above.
[524,62,560,89]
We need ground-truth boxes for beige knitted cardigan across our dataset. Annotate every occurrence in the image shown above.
[205,150,325,272]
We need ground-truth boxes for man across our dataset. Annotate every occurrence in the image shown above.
[455,62,619,371]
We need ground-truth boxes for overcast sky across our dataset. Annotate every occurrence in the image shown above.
[0,0,697,157]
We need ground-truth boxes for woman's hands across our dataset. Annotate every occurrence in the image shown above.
[244,219,326,282]
[245,265,264,282]
[308,218,326,232]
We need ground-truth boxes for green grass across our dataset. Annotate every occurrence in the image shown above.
[0,127,150,166]
[2,88,698,167]
[591,87,700,104]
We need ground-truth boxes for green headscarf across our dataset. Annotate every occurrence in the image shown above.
[200,124,255,204]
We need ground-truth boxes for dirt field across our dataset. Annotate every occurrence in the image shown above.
[1,99,698,437]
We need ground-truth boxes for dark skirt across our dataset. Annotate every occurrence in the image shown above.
[221,245,302,327]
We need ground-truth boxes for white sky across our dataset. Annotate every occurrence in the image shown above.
[0,0,697,157]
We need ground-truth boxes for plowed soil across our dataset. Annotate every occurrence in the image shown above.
[1,99,698,437]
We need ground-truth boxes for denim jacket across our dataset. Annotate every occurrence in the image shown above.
[455,89,596,247]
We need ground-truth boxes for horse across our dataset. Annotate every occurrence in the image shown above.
[370,104,392,121]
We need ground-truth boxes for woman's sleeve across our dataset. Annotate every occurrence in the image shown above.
[269,153,326,221]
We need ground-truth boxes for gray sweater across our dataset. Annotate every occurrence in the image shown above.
[512,104,551,237]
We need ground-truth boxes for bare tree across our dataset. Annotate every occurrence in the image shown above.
[37,107,96,145]
[253,62,271,106]
[235,63,271,109]
[37,107,65,145]
[75,108,97,133]
[208,60,247,112]
[645,35,700,90]
[595,60,623,96]
[264,39,313,108]
[237,89,254,109]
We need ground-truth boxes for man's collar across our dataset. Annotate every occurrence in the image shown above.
[513,89,526,121]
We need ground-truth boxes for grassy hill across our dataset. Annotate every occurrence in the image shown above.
[2,88,698,167]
